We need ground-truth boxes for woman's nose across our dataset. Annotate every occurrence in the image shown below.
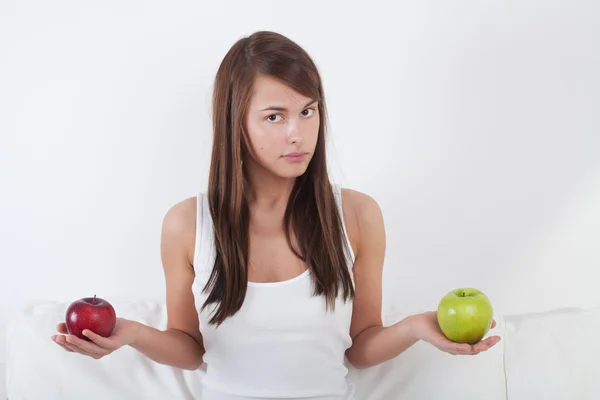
[286,121,303,145]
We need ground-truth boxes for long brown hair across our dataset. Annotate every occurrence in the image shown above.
[202,31,354,325]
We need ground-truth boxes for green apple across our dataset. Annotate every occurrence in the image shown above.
[437,288,494,344]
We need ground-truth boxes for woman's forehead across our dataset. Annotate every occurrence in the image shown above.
[250,76,314,110]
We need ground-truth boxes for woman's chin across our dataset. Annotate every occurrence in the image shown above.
[275,164,311,179]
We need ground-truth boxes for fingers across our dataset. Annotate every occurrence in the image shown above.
[53,335,96,357]
[464,335,501,354]
[435,338,471,355]
[469,335,500,354]
[51,335,74,352]
[452,342,476,355]
[491,319,497,329]
[65,334,112,357]
[482,335,501,348]
[51,334,110,359]
[56,323,68,334]
[62,341,97,358]
[82,329,118,350]
[438,334,501,356]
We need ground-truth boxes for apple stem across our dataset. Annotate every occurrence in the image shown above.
[93,294,96,305]
[462,291,466,297]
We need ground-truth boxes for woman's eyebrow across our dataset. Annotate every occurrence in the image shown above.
[259,99,317,112]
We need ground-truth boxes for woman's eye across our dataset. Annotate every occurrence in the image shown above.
[267,114,282,123]
[302,108,314,117]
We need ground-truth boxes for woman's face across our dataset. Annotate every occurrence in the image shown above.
[244,75,320,179]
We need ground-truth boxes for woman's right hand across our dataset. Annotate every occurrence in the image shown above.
[51,317,139,360]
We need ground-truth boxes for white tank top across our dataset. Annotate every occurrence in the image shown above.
[191,184,356,400]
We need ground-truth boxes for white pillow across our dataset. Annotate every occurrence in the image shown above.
[6,300,204,400]
[503,307,600,400]
[6,300,506,400]
[1,362,7,400]
[347,311,507,400]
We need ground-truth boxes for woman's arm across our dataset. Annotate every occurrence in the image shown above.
[343,190,500,369]
[127,196,205,369]
[53,197,205,370]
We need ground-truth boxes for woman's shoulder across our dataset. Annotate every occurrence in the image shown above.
[161,196,199,261]
[338,186,384,255]
[339,187,382,218]
[163,196,198,230]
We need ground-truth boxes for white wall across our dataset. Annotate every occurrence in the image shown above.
[1,0,599,363]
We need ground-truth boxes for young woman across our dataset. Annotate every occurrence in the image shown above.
[52,31,500,399]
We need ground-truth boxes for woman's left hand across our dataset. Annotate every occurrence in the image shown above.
[411,311,501,355]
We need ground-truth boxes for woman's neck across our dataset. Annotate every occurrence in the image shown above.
[244,166,296,210]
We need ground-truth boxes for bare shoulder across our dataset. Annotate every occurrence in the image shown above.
[161,196,198,265]
[163,196,197,231]
[341,188,381,215]
[340,188,384,256]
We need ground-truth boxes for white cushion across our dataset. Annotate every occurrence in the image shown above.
[503,307,600,400]
[347,311,507,400]
[6,300,204,400]
[6,300,504,400]
[1,362,6,400]
[8,299,600,399]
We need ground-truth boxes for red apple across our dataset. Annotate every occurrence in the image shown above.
[65,295,116,341]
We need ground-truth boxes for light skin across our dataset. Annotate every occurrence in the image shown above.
[51,75,501,369]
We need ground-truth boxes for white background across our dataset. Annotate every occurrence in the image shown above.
[1,0,599,364]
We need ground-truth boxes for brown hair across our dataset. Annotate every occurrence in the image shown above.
[202,31,354,325]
